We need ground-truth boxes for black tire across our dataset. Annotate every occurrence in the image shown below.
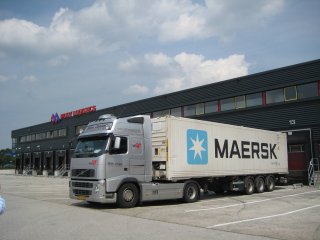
[244,177,254,195]
[116,183,139,208]
[265,175,275,192]
[183,182,199,203]
[255,177,265,193]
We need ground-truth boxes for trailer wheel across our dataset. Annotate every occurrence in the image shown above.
[183,182,199,203]
[117,183,139,208]
[265,176,275,192]
[244,177,254,195]
[255,177,265,193]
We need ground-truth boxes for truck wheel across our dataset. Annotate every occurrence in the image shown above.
[255,177,265,193]
[117,183,139,208]
[265,176,275,192]
[244,177,254,195]
[183,182,199,203]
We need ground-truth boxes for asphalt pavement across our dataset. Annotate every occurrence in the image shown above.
[0,174,319,240]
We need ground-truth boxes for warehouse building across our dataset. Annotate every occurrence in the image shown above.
[12,59,320,183]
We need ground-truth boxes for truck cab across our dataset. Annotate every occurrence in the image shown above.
[69,114,153,207]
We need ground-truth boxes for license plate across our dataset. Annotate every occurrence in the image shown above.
[77,195,87,200]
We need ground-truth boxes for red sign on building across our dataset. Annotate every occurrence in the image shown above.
[51,106,96,124]
[60,106,96,120]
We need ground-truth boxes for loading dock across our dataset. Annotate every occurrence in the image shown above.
[54,150,67,177]
[43,151,54,176]
[32,152,42,176]
[15,153,22,174]
[286,129,313,183]
[23,153,32,175]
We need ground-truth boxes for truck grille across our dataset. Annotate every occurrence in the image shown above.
[72,182,93,188]
[71,169,95,177]
[73,189,92,196]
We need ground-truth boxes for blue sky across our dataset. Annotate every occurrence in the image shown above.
[0,0,319,149]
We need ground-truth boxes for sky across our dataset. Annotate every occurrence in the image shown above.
[0,0,320,149]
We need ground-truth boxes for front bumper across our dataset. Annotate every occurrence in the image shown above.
[69,179,117,204]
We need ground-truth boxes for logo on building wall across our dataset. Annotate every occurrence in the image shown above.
[187,129,208,165]
[50,106,96,125]
[51,113,61,124]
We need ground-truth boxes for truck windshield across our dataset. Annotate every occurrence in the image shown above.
[74,136,108,158]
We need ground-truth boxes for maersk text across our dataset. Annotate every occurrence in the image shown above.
[214,139,277,159]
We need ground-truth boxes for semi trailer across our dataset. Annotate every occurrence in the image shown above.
[69,114,288,208]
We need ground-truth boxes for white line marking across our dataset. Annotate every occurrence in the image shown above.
[186,190,320,213]
[207,204,320,228]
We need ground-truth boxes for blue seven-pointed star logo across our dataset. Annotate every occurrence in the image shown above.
[187,129,208,165]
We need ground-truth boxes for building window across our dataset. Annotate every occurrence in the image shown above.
[46,131,53,139]
[284,86,297,101]
[246,93,262,107]
[298,82,318,99]
[196,103,204,115]
[20,136,26,143]
[184,105,196,117]
[235,96,246,109]
[59,129,67,137]
[30,134,35,141]
[36,133,42,141]
[53,130,59,138]
[12,138,17,148]
[205,101,218,113]
[220,98,235,111]
[153,109,170,118]
[75,125,87,135]
[170,107,182,117]
[266,89,284,104]
[41,132,46,140]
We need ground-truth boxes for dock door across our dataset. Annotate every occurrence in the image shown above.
[43,151,54,176]
[23,153,32,175]
[55,150,67,176]
[286,129,312,184]
[32,152,42,175]
[15,153,22,174]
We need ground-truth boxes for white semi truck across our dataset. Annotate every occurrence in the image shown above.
[69,115,288,208]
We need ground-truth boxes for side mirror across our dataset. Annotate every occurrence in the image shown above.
[114,137,121,149]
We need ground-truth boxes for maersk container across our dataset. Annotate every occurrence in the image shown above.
[151,116,288,180]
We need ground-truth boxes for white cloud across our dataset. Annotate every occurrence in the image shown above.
[48,55,70,66]
[0,0,285,56]
[154,77,184,95]
[144,53,172,67]
[118,57,139,71]
[22,75,38,83]
[120,52,249,95]
[0,74,16,83]
[123,84,149,95]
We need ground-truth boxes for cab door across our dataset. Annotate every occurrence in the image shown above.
[129,137,145,177]
[106,136,129,178]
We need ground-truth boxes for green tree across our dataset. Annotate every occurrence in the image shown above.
[0,149,15,169]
